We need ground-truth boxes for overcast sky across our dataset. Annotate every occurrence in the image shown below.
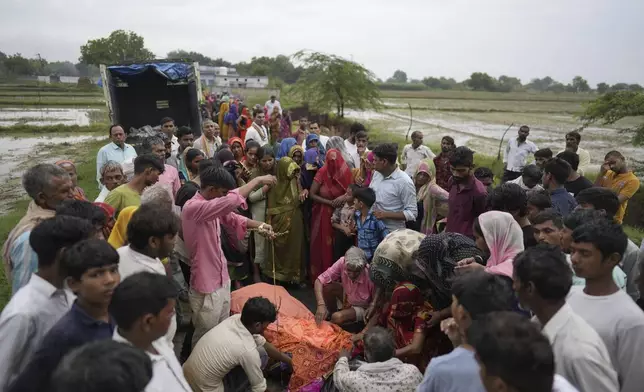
[1,0,642,85]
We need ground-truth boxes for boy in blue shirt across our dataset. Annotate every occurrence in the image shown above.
[353,187,390,262]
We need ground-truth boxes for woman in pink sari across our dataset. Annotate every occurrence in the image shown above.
[455,210,524,279]
[309,149,353,283]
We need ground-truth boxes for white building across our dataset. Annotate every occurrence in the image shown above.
[199,66,268,89]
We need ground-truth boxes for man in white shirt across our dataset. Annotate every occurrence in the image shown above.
[301,121,329,149]
[110,272,192,392]
[508,164,544,192]
[344,122,365,167]
[183,297,292,392]
[96,124,138,188]
[566,220,644,392]
[161,117,180,157]
[244,109,269,147]
[334,327,422,392]
[117,203,179,346]
[558,131,591,175]
[401,131,435,178]
[193,119,222,158]
[0,216,93,389]
[264,95,281,116]
[503,125,538,183]
[513,245,619,392]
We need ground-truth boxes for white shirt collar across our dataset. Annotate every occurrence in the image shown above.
[122,246,166,274]
[542,303,573,344]
[29,274,75,303]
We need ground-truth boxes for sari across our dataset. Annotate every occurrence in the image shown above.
[218,101,229,136]
[277,137,297,160]
[412,233,483,310]
[300,149,322,190]
[369,229,426,292]
[264,157,305,283]
[326,136,355,169]
[107,205,138,249]
[288,144,304,164]
[228,137,245,162]
[94,202,116,240]
[415,159,449,234]
[238,107,252,141]
[310,149,353,282]
[479,211,524,278]
[223,103,239,139]
[380,282,452,370]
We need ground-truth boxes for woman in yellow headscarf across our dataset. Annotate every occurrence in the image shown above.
[288,144,304,166]
[218,99,229,138]
[263,156,305,283]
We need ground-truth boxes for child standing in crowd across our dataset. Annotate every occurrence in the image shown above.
[331,184,358,261]
[8,239,120,392]
[401,131,435,179]
[353,187,389,262]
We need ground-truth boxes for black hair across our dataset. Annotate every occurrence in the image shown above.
[109,272,178,330]
[522,164,542,183]
[133,154,165,175]
[108,124,123,136]
[449,146,474,167]
[531,209,563,229]
[355,130,368,140]
[563,208,606,231]
[372,143,398,165]
[175,181,200,208]
[468,312,554,392]
[527,190,552,210]
[240,297,277,327]
[198,158,219,174]
[566,131,581,143]
[200,166,236,190]
[257,145,276,160]
[245,140,260,152]
[185,148,205,164]
[160,117,174,126]
[63,239,119,281]
[176,126,194,139]
[353,186,376,208]
[216,149,235,165]
[441,136,455,145]
[217,143,230,152]
[575,188,620,219]
[56,199,106,228]
[474,167,493,180]
[534,148,553,159]
[519,125,530,131]
[411,130,423,138]
[451,270,514,320]
[543,157,571,185]
[350,122,366,135]
[572,220,628,261]
[363,326,396,363]
[29,216,95,268]
[52,340,152,392]
[513,244,572,301]
[486,182,527,216]
[126,203,179,250]
[557,151,580,171]
[604,150,624,160]
[253,108,263,118]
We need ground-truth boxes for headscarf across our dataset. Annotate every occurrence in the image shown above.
[228,137,245,161]
[370,229,426,291]
[415,159,441,234]
[326,136,355,169]
[363,151,375,187]
[300,148,321,190]
[280,112,292,140]
[306,133,327,157]
[94,202,116,240]
[318,149,353,198]
[288,144,304,161]
[478,211,525,278]
[224,104,239,131]
[412,233,483,309]
[278,137,297,160]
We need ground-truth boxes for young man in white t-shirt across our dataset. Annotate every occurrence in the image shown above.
[401,131,435,178]
[566,220,644,392]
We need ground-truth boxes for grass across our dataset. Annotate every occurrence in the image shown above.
[0,123,107,136]
[0,96,105,106]
[0,136,106,308]
[379,89,596,102]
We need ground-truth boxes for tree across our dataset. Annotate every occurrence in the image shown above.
[289,50,382,117]
[388,70,408,84]
[580,91,644,145]
[597,82,609,94]
[45,61,78,76]
[467,72,496,91]
[571,76,590,93]
[3,53,35,75]
[166,50,233,67]
[497,75,522,92]
[527,76,555,92]
[79,30,155,66]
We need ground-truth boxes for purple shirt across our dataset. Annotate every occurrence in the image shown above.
[445,176,488,237]
[181,190,248,294]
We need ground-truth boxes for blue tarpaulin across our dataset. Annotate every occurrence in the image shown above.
[107,63,193,82]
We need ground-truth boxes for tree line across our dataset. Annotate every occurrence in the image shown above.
[385,69,643,94]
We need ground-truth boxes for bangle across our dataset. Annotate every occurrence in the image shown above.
[317,302,326,307]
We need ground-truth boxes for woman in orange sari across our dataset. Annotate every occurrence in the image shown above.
[309,149,352,282]
[228,137,245,162]
[237,105,252,141]
[55,160,87,200]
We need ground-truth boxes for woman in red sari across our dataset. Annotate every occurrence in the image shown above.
[228,137,245,162]
[309,149,352,283]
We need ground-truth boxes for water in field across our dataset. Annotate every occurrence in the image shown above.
[0,107,98,126]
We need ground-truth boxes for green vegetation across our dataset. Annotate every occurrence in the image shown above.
[0,123,107,136]
[580,91,644,145]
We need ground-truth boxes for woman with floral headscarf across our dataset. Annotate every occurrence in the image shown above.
[309,149,353,282]
[412,159,449,234]
[354,151,375,187]
[55,160,87,200]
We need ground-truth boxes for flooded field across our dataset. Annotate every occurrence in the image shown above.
[0,107,100,126]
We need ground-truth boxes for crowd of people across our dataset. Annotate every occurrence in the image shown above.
[1,93,644,392]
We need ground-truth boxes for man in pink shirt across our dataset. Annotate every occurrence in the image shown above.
[182,166,276,347]
[143,135,181,198]
[314,247,375,327]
